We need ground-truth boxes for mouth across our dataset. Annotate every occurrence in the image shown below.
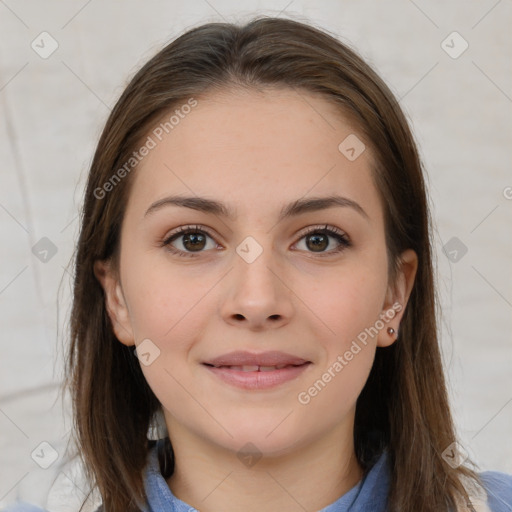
[201,355,312,390]
[203,363,307,371]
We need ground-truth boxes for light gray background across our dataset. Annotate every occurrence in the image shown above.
[1,1,511,510]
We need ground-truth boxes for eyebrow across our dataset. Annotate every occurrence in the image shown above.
[144,194,369,222]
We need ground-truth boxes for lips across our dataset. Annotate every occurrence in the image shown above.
[202,351,312,390]
[203,350,310,368]
[211,364,296,372]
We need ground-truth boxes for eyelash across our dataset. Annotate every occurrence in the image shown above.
[161,224,351,258]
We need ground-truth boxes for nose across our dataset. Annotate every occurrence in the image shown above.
[220,244,294,331]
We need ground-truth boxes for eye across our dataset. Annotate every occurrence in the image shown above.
[161,224,351,258]
[161,225,219,258]
[293,224,351,256]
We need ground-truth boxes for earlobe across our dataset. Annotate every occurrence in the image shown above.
[93,259,135,346]
[377,248,418,348]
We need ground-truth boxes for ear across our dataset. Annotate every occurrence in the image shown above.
[377,248,418,348]
[93,259,135,346]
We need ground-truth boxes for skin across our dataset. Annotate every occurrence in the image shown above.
[94,87,418,512]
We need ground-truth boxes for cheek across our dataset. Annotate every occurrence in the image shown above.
[296,345,374,437]
[123,252,210,342]
[123,256,218,398]
[291,262,386,404]
[296,262,388,345]
[293,271,384,417]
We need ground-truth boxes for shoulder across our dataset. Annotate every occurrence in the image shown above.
[479,469,512,512]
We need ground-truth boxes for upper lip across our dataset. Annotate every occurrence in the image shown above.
[203,350,310,367]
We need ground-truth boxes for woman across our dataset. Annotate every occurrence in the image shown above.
[4,16,512,512]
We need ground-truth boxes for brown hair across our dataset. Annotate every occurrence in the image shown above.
[66,15,484,512]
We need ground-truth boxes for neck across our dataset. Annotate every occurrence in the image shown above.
[165,419,363,512]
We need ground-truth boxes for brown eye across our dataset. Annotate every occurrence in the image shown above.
[181,232,207,251]
[162,225,218,258]
[305,233,329,252]
[294,225,351,256]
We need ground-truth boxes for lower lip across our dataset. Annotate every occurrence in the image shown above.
[203,363,311,390]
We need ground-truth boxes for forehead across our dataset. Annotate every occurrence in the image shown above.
[125,87,382,223]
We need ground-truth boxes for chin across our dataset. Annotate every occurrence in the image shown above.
[209,415,307,458]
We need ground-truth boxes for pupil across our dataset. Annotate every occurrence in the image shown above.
[307,233,327,251]
[184,233,205,251]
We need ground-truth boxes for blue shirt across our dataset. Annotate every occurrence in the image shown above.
[3,446,512,511]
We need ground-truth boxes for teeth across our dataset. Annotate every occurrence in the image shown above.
[223,365,259,371]
[241,365,259,372]
[219,364,291,371]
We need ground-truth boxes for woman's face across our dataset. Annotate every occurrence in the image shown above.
[95,87,417,457]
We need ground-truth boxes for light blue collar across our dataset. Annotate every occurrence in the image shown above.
[141,445,390,512]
